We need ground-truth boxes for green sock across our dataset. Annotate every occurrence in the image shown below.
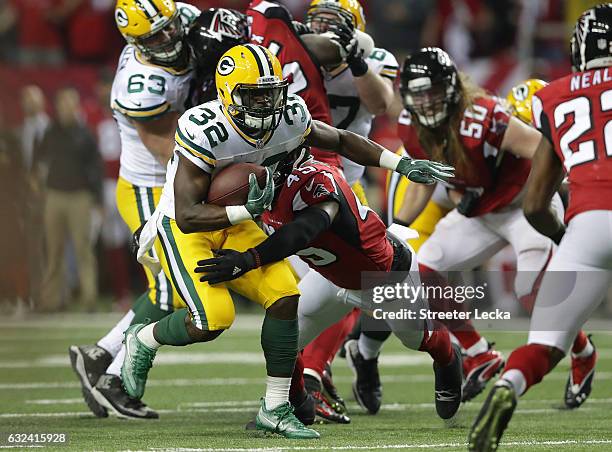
[131,292,171,325]
[152,308,193,346]
[261,313,298,377]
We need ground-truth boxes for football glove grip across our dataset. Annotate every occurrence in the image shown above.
[396,157,455,185]
[195,249,257,284]
[245,168,275,216]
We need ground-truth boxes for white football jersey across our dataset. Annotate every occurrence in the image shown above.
[325,48,399,185]
[158,94,312,218]
[110,2,199,188]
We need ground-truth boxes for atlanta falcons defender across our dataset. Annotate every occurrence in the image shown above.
[468,5,612,450]
[195,148,463,421]
[393,47,568,402]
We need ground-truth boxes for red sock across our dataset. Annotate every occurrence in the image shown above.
[303,311,359,375]
[571,331,589,354]
[505,344,553,393]
[419,325,453,366]
[418,264,482,350]
[328,309,360,361]
[289,352,305,406]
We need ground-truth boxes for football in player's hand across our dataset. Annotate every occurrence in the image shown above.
[207,162,267,206]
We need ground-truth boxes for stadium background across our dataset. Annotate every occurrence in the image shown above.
[0,0,606,313]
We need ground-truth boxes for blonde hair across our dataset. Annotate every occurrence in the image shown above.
[412,72,487,177]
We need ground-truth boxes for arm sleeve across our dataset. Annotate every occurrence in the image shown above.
[484,99,511,149]
[532,94,554,144]
[252,206,332,266]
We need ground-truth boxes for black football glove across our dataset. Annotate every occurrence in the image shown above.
[130,223,145,258]
[328,22,368,76]
[195,249,257,284]
[292,20,313,35]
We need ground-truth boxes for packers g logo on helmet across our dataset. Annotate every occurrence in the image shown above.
[306,0,366,33]
[506,79,548,125]
[115,0,186,67]
[216,44,289,139]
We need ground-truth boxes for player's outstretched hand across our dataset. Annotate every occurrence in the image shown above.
[245,167,274,218]
[396,158,455,185]
[327,21,357,61]
[195,249,256,284]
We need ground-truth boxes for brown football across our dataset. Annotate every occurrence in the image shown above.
[207,162,267,206]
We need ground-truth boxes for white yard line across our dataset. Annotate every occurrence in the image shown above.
[4,371,612,391]
[117,439,612,451]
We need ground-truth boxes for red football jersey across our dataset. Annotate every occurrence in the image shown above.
[532,68,612,222]
[261,161,393,289]
[247,0,340,167]
[397,96,530,217]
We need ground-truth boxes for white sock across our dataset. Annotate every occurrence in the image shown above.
[264,376,291,410]
[358,334,383,360]
[97,310,135,358]
[572,339,594,358]
[498,369,526,396]
[105,346,125,377]
[136,323,161,350]
[466,337,489,357]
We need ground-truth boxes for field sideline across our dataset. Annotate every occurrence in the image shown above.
[1,313,612,451]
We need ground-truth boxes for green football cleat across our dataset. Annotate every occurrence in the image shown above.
[121,324,157,399]
[255,399,320,439]
[468,382,517,452]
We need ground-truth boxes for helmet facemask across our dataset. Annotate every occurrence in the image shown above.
[229,80,289,139]
[306,5,354,34]
[401,77,457,128]
[131,13,187,67]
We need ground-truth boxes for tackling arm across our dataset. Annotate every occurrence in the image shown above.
[395,181,436,226]
[194,202,339,284]
[353,68,395,116]
[133,111,180,166]
[500,116,543,159]
[522,136,566,244]
[301,33,343,67]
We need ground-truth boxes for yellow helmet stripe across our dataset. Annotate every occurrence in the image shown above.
[136,0,160,20]
[244,44,272,77]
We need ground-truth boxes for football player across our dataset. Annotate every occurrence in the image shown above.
[299,0,400,418]
[507,78,597,410]
[468,5,611,449]
[68,1,247,420]
[393,47,564,403]
[194,147,464,421]
[125,44,452,438]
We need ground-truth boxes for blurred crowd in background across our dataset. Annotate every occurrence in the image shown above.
[0,0,603,313]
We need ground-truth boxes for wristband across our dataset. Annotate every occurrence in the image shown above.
[349,57,368,77]
[225,205,252,225]
[248,248,262,268]
[379,150,402,171]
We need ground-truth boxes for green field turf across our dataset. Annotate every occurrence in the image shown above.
[1,313,612,451]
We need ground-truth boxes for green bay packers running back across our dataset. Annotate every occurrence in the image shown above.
[123,43,453,438]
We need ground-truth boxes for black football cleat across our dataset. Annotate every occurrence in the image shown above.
[565,337,597,409]
[321,363,347,414]
[69,345,112,418]
[468,382,517,452]
[344,339,382,414]
[92,374,158,419]
[433,344,463,419]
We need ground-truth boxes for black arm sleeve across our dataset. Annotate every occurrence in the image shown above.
[252,206,332,267]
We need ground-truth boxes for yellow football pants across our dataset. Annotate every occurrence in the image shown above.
[155,216,300,330]
[116,177,182,310]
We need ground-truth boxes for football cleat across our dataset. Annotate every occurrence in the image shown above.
[92,374,158,419]
[69,345,112,418]
[468,382,517,452]
[293,392,316,426]
[322,363,347,414]
[255,399,320,439]
[121,324,157,399]
[344,339,382,414]
[462,344,505,402]
[311,391,350,424]
[433,344,463,419]
[565,338,597,409]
